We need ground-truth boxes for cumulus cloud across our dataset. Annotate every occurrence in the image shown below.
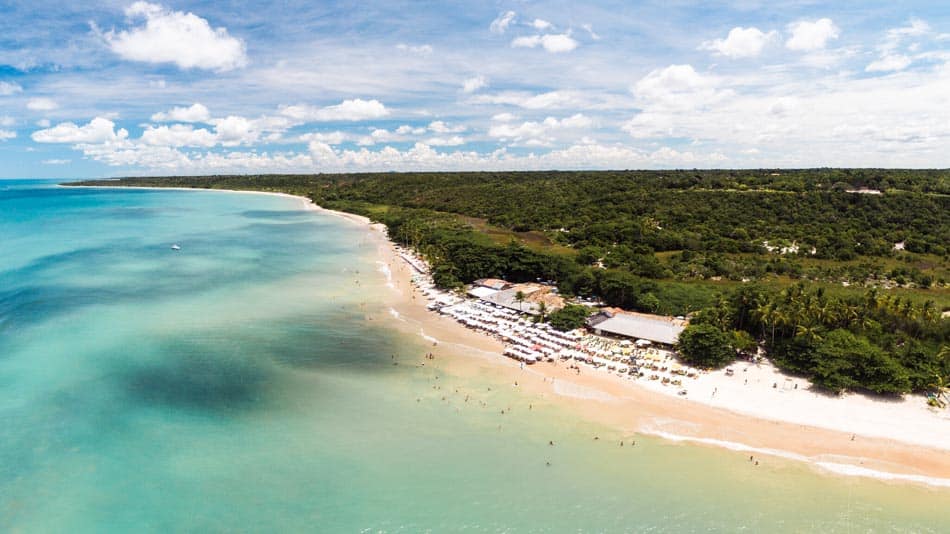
[488,113,592,145]
[462,75,488,93]
[41,159,71,165]
[512,33,578,53]
[26,97,58,111]
[0,81,23,96]
[297,131,348,145]
[490,11,516,34]
[0,129,15,141]
[151,103,210,122]
[101,2,247,71]
[279,99,389,122]
[428,120,466,133]
[786,18,840,51]
[531,19,553,31]
[396,124,426,135]
[700,27,776,58]
[64,138,726,174]
[210,115,257,146]
[632,64,730,111]
[425,136,466,146]
[32,117,128,143]
[141,124,216,147]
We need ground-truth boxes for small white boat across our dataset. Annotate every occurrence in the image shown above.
[171,244,181,251]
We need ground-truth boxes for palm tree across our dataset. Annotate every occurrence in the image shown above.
[537,301,548,322]
[796,324,823,343]
[768,307,786,346]
[927,374,948,409]
[930,345,950,409]
[515,290,526,312]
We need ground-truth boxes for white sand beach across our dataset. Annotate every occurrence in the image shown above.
[78,186,950,486]
[353,208,950,486]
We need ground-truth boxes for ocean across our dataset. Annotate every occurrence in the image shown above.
[1,180,947,532]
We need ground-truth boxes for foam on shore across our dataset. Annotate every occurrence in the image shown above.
[642,429,950,488]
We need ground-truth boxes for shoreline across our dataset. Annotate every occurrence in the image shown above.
[72,184,950,488]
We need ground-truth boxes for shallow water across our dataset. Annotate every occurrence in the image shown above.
[1,180,948,532]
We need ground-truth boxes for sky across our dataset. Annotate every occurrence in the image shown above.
[2,0,950,178]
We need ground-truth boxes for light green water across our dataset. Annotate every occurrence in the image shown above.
[1,182,947,532]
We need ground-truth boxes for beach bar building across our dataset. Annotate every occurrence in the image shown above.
[481,283,565,316]
[467,278,510,299]
[587,309,687,346]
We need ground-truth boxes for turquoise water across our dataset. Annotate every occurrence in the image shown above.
[1,180,948,532]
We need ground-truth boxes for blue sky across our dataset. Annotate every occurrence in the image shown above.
[2,1,950,178]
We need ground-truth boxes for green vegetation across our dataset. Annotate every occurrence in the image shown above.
[547,304,594,332]
[676,323,736,369]
[70,170,950,396]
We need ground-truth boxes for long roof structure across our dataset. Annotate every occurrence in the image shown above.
[589,309,687,345]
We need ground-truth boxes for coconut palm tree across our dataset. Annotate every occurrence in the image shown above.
[537,301,548,322]
[931,345,950,409]
[515,290,526,312]
[796,324,823,343]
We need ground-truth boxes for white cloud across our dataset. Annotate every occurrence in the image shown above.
[488,113,592,145]
[540,34,578,53]
[700,27,776,58]
[101,2,247,71]
[0,116,14,127]
[0,81,23,96]
[298,131,349,145]
[41,159,71,165]
[885,18,930,43]
[581,24,600,41]
[428,120,466,133]
[0,130,15,141]
[462,75,488,93]
[396,43,433,55]
[151,103,211,123]
[491,112,518,122]
[473,90,590,110]
[865,19,931,73]
[357,128,397,146]
[141,124,216,147]
[511,35,541,48]
[65,139,727,174]
[36,119,51,128]
[632,64,730,111]
[26,97,58,111]
[531,19,553,31]
[396,124,426,135]
[279,99,389,122]
[512,33,578,53]
[210,115,257,146]
[866,55,912,73]
[32,117,128,144]
[490,11,516,34]
[426,136,466,146]
[786,18,840,51]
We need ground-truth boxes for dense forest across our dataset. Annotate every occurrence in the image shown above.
[71,170,949,398]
